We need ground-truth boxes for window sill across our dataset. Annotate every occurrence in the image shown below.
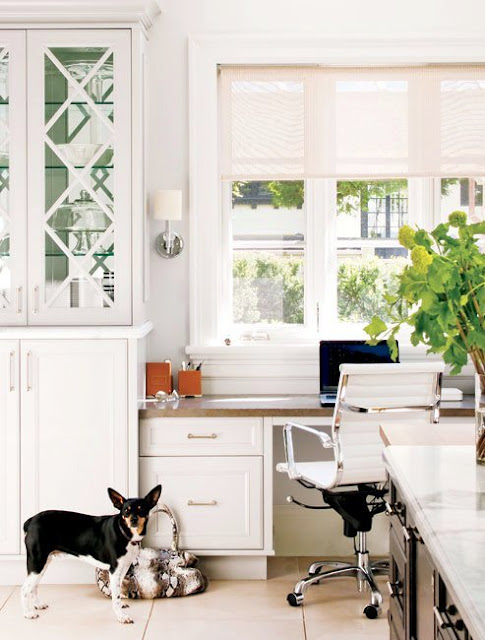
[185,342,475,396]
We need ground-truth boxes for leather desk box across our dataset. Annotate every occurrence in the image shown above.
[146,362,172,396]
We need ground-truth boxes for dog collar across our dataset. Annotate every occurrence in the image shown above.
[117,518,133,542]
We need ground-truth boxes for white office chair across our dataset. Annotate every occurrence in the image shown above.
[277,362,444,618]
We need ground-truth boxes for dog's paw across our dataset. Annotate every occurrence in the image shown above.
[24,611,39,619]
[118,614,133,624]
[34,602,48,610]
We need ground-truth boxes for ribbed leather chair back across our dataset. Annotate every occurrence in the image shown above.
[334,363,443,486]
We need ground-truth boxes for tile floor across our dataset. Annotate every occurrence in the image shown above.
[0,557,389,639]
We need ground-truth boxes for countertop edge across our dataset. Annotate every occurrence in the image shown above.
[384,446,484,640]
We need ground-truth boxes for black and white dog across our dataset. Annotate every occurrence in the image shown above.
[21,485,162,624]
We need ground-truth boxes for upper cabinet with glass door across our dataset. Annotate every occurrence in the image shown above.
[0,32,27,325]
[27,30,131,324]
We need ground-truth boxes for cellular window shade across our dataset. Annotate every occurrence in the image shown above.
[219,65,485,180]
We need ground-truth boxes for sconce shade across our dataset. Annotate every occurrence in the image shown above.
[152,190,182,221]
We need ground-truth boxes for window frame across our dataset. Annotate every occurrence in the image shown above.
[188,34,485,348]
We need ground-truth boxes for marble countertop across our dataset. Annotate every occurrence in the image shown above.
[138,394,474,418]
[384,446,485,639]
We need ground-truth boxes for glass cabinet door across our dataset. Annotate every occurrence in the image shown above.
[0,32,27,325]
[27,30,131,325]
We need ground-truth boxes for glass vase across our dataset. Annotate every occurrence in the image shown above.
[475,374,485,464]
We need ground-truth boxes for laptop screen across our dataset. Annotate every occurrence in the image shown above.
[319,340,398,393]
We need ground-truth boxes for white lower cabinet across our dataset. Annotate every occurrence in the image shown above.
[0,342,20,554]
[139,417,264,551]
[21,339,128,521]
[0,337,130,556]
[140,456,263,550]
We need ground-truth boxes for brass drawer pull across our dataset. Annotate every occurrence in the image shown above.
[187,433,217,439]
[187,500,217,506]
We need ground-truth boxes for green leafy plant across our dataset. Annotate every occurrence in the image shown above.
[364,211,485,376]
[338,256,408,323]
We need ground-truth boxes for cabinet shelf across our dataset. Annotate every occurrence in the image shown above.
[45,251,114,257]
[45,101,113,106]
[45,165,114,170]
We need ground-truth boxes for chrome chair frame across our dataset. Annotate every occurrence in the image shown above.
[280,365,443,618]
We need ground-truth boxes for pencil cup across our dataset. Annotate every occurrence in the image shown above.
[178,370,202,397]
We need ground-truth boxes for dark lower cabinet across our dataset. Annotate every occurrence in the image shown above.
[387,478,473,640]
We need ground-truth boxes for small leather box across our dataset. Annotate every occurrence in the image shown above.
[178,370,202,397]
[146,362,172,396]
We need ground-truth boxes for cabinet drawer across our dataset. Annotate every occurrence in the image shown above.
[140,456,263,550]
[140,417,263,456]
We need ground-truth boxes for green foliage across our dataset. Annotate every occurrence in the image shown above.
[337,180,407,215]
[232,179,459,214]
[364,212,485,375]
[233,253,408,327]
[233,253,304,324]
[338,257,408,323]
[267,181,304,208]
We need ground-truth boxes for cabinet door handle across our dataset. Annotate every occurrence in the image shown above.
[414,527,424,544]
[386,580,403,598]
[433,606,452,629]
[385,501,403,516]
[26,351,32,391]
[187,500,217,506]
[16,286,22,314]
[187,433,217,439]
[32,286,39,314]
[9,351,15,391]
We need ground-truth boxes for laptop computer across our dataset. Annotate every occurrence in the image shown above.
[319,340,399,406]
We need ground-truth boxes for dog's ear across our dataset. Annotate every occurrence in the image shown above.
[144,484,162,509]
[108,488,126,510]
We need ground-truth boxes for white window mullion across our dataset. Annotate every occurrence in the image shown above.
[220,181,233,341]
[318,179,338,336]
[409,177,435,229]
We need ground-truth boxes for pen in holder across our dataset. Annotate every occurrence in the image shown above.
[178,369,202,397]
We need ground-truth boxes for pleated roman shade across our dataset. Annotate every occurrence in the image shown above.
[219,65,485,180]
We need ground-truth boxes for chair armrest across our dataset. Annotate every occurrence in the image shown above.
[282,421,336,481]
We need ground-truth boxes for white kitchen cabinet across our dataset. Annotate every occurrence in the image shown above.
[21,339,128,521]
[0,341,20,553]
[0,24,149,326]
[140,456,263,550]
[139,416,266,552]
[0,32,27,325]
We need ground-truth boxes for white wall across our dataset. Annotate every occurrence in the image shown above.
[146,0,485,365]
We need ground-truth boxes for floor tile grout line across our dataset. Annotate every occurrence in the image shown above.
[141,599,154,640]
[0,586,18,614]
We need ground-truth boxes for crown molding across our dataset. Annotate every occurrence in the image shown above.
[0,0,163,30]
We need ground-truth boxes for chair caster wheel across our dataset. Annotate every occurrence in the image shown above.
[363,604,380,619]
[287,593,303,607]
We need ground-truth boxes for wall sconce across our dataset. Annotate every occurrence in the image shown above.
[152,190,183,258]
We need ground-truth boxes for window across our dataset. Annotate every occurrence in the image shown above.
[231,180,305,328]
[216,65,485,343]
[188,39,485,350]
[336,180,409,324]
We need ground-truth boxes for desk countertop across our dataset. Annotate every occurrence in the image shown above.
[380,421,474,446]
[138,394,474,419]
[384,446,485,640]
